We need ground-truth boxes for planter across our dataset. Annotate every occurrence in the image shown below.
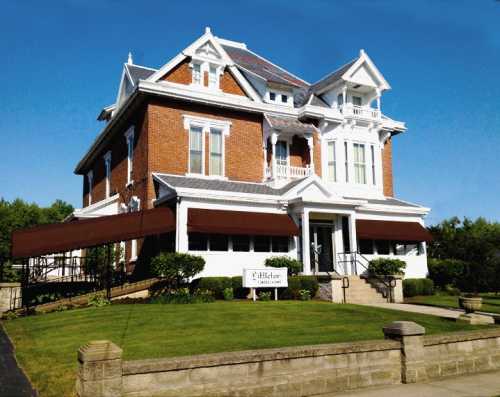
[460,296,482,313]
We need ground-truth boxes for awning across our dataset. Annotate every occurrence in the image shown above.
[356,219,432,242]
[11,207,175,258]
[187,209,299,236]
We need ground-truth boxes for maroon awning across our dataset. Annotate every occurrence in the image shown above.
[188,209,299,236]
[356,219,432,242]
[11,207,175,258]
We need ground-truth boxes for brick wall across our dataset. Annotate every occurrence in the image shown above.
[220,68,246,96]
[161,59,192,85]
[382,138,394,197]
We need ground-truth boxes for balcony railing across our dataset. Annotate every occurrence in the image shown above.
[266,164,313,180]
[340,105,380,120]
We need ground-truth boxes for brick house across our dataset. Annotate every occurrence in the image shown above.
[73,28,431,279]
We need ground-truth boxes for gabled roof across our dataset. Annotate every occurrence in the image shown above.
[221,43,309,89]
[125,64,156,85]
[310,58,358,93]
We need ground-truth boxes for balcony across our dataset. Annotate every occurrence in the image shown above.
[266,164,313,180]
[340,105,380,121]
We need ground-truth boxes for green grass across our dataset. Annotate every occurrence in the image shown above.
[405,293,500,314]
[3,301,496,397]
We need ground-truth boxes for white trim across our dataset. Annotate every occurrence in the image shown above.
[342,50,391,91]
[188,124,205,176]
[103,150,112,198]
[124,127,135,186]
[86,170,94,206]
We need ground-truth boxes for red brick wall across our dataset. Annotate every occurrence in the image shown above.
[382,137,394,197]
[220,68,246,96]
[161,59,192,85]
[313,132,322,177]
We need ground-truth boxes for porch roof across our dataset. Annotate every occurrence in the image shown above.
[265,114,318,135]
[356,219,432,242]
[11,207,175,258]
[187,208,299,236]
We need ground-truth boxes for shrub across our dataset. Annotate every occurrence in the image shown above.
[259,291,272,301]
[231,276,248,299]
[87,293,109,307]
[265,256,302,276]
[299,289,311,301]
[150,288,215,304]
[280,276,319,300]
[193,277,233,299]
[427,258,467,289]
[368,258,406,276]
[403,278,435,297]
[150,252,205,289]
[223,287,234,301]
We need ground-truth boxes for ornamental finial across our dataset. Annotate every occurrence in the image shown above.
[127,52,133,65]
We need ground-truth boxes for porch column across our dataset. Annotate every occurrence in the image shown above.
[376,88,381,117]
[342,87,347,109]
[176,200,188,253]
[348,214,358,275]
[271,132,278,180]
[301,210,311,275]
[307,135,315,175]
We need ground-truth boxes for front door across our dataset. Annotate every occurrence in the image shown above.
[309,223,335,273]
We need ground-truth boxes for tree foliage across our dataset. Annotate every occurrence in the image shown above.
[0,198,74,261]
[427,217,500,293]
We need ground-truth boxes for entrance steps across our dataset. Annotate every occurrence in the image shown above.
[318,276,387,304]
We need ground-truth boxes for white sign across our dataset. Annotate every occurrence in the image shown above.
[242,267,288,288]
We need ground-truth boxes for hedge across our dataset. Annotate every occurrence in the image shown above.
[192,275,319,300]
[403,278,434,297]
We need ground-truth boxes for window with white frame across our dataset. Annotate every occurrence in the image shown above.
[189,125,203,174]
[370,145,376,185]
[327,141,337,182]
[275,141,288,166]
[209,128,223,176]
[86,170,93,205]
[125,128,134,185]
[344,141,349,182]
[353,143,367,184]
[337,93,344,108]
[208,65,218,89]
[352,96,362,106]
[104,151,112,198]
[192,63,202,85]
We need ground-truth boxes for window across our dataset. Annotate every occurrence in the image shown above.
[275,141,288,166]
[337,93,344,108]
[189,233,208,251]
[359,239,374,255]
[254,236,271,252]
[210,128,223,176]
[192,63,202,85]
[353,143,367,184]
[232,235,250,252]
[327,141,337,182]
[281,94,288,103]
[370,145,376,185]
[189,126,203,174]
[104,151,111,198]
[271,236,289,252]
[125,128,134,185]
[269,92,276,101]
[208,65,218,88]
[376,240,390,255]
[209,234,228,251]
[86,170,93,206]
[352,96,362,106]
[344,142,349,182]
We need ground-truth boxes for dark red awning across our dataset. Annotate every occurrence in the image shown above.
[188,209,299,236]
[11,207,175,258]
[356,219,432,242]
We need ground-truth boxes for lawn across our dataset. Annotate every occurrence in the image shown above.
[3,300,496,397]
[405,293,500,314]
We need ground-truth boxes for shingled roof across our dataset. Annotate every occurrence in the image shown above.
[126,64,157,85]
[310,57,358,93]
[265,114,318,134]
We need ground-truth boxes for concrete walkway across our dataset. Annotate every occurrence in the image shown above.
[0,324,37,397]
[318,370,500,397]
[359,302,463,319]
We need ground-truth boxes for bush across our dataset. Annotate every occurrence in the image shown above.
[280,276,319,300]
[259,291,272,301]
[299,289,311,301]
[231,276,248,299]
[193,277,233,299]
[87,293,109,307]
[223,287,234,301]
[151,288,215,304]
[427,258,467,289]
[265,256,302,276]
[150,252,205,289]
[403,278,435,297]
[368,258,406,276]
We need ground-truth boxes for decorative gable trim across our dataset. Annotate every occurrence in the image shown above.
[342,49,391,91]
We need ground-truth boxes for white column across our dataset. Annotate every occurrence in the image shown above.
[176,200,189,253]
[271,132,278,180]
[307,135,315,175]
[342,87,347,109]
[301,210,311,275]
[262,143,268,180]
[348,213,358,275]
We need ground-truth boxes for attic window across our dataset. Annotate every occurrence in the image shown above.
[192,63,202,85]
[281,94,288,103]
[269,92,276,101]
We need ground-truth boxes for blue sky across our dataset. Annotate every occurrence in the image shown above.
[1,0,499,225]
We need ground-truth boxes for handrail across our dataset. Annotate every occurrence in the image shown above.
[310,245,342,279]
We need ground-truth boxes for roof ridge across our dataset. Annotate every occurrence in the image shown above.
[311,56,358,87]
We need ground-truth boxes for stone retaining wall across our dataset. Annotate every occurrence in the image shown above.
[76,323,500,397]
[0,283,21,314]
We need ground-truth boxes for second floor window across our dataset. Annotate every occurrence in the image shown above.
[210,128,223,176]
[327,141,337,182]
[87,170,93,206]
[104,151,111,198]
[353,143,367,184]
[275,141,288,166]
[192,63,202,85]
[344,142,349,182]
[189,126,203,174]
[125,128,134,185]
[208,66,218,88]
[371,145,376,185]
[352,96,362,106]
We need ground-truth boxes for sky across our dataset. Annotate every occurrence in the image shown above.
[1,0,499,225]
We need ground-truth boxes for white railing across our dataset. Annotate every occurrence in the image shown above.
[340,105,380,120]
[266,164,313,180]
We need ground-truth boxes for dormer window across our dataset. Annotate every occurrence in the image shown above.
[267,90,291,106]
[208,65,218,88]
[281,94,288,103]
[192,63,202,85]
[269,92,276,101]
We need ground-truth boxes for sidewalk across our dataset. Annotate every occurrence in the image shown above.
[360,302,463,319]
[318,370,500,397]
